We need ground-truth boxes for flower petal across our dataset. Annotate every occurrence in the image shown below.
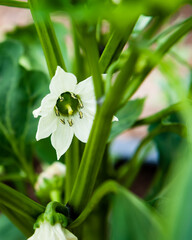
[33,93,57,118]
[50,66,77,95]
[112,116,119,121]
[36,110,57,141]
[51,121,74,159]
[33,106,41,118]
[73,113,93,143]
[74,76,95,101]
[63,228,78,240]
[83,99,96,117]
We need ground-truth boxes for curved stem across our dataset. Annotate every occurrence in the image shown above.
[0,0,29,8]
[122,16,192,103]
[117,123,186,187]
[132,102,182,128]
[28,0,66,77]
[0,182,45,220]
[68,51,138,214]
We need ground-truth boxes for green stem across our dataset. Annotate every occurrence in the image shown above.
[0,173,26,182]
[80,27,104,100]
[0,182,45,220]
[122,16,192,103]
[65,138,80,203]
[132,102,182,128]
[68,51,138,214]
[69,180,119,228]
[28,0,66,77]
[0,0,29,8]
[50,190,62,202]
[117,123,186,187]
[99,19,137,73]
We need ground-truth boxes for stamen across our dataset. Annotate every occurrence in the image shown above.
[67,119,73,127]
[54,106,60,116]
[60,119,65,124]
[59,96,64,101]
[71,93,77,99]
[78,98,84,108]
[66,104,73,115]
[79,111,83,119]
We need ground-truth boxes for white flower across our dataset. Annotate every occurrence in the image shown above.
[35,162,66,191]
[33,66,97,159]
[28,221,77,240]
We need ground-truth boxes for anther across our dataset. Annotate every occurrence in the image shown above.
[68,119,73,127]
[78,98,84,108]
[55,106,60,116]
[59,96,64,101]
[60,119,65,124]
[71,93,77,99]
[79,111,83,119]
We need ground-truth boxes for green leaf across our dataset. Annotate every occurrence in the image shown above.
[108,98,145,142]
[0,40,49,143]
[110,189,163,240]
[0,214,25,240]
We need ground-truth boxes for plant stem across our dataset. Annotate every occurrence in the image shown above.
[117,123,186,187]
[99,19,137,73]
[122,16,192,103]
[0,0,29,8]
[80,27,104,100]
[28,0,66,77]
[132,102,182,128]
[65,137,80,203]
[68,51,138,214]
[0,182,45,220]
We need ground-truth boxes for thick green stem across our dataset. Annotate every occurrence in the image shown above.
[99,19,137,73]
[0,183,44,221]
[69,180,119,228]
[68,51,138,214]
[80,27,104,100]
[0,0,29,8]
[28,0,66,77]
[65,138,80,203]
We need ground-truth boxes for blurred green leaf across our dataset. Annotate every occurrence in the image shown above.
[0,214,25,240]
[0,40,49,143]
[7,22,70,72]
[34,138,57,163]
[110,188,163,240]
[108,98,145,142]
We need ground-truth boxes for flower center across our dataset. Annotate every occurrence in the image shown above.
[55,92,82,117]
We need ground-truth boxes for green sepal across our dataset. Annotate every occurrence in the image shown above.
[34,201,70,229]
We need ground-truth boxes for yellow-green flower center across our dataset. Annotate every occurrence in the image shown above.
[55,92,82,117]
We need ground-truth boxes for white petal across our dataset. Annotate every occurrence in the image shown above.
[63,228,78,240]
[50,66,77,95]
[41,93,58,114]
[51,121,74,159]
[33,106,41,118]
[112,116,119,121]
[36,111,57,141]
[83,99,96,117]
[73,113,93,143]
[74,76,95,101]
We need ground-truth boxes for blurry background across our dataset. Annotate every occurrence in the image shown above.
[0,2,192,239]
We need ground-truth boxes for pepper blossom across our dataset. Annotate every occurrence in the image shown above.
[33,66,117,159]
[27,221,77,240]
